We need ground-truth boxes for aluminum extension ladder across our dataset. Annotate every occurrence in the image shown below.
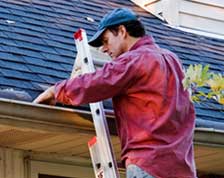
[72,29,120,178]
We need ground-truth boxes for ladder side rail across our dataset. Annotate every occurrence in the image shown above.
[74,29,120,178]
[76,33,118,177]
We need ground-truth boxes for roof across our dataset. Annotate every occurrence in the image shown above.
[0,0,223,130]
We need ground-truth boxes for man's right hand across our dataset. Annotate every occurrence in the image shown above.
[33,86,56,105]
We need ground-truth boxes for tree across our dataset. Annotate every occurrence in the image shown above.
[183,64,224,105]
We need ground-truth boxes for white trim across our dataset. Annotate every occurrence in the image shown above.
[163,22,224,40]
[195,127,224,134]
[130,0,165,20]
[177,26,224,40]
[162,0,181,26]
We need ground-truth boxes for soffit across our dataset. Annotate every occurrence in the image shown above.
[0,124,224,175]
[0,98,223,175]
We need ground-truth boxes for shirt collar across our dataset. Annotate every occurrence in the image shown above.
[129,35,156,51]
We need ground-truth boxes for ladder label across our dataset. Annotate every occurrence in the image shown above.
[97,169,104,178]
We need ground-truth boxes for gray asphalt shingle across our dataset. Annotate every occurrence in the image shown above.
[0,0,223,129]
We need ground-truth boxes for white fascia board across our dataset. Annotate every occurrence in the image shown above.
[130,0,165,20]
[0,98,224,146]
[177,26,224,40]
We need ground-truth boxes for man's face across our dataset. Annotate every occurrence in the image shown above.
[100,28,126,59]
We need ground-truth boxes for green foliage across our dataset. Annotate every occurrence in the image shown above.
[183,64,224,105]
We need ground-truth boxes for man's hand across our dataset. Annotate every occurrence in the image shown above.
[33,86,56,105]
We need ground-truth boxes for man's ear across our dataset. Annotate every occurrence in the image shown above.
[118,25,128,38]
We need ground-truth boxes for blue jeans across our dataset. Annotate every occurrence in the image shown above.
[126,164,155,178]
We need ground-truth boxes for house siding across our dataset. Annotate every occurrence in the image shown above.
[179,0,224,35]
[0,147,25,178]
[132,0,224,37]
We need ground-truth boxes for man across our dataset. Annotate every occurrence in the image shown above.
[34,8,197,178]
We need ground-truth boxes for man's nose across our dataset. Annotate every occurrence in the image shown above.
[100,45,108,53]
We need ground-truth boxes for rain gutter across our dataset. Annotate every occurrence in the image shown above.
[0,98,115,134]
[194,127,224,147]
[0,98,223,146]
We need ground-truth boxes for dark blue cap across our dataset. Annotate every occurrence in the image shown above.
[88,8,138,47]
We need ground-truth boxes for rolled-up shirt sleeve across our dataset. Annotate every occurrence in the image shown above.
[54,56,137,106]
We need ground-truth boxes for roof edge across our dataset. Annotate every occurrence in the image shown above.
[0,98,95,134]
[0,98,117,134]
[0,98,223,146]
[194,128,224,147]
